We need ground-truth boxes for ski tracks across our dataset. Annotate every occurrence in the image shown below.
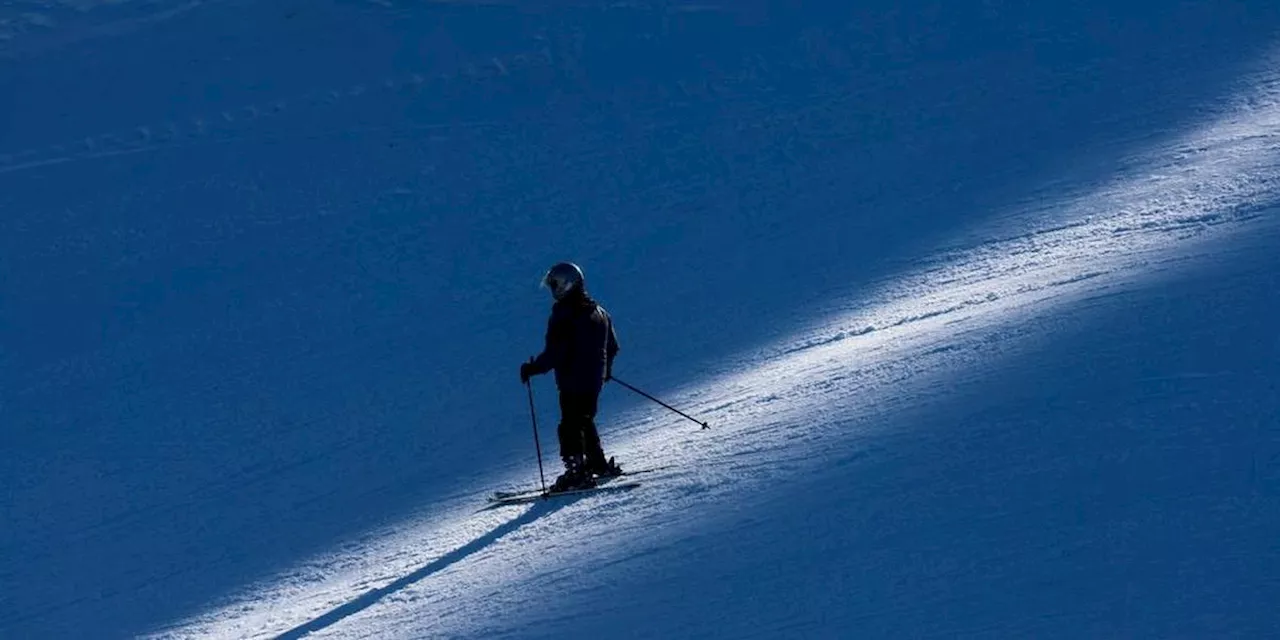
[0,55,535,177]
[0,0,212,58]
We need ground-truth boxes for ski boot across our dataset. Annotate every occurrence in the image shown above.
[549,456,596,493]
[586,456,623,479]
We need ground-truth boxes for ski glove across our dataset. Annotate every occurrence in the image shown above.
[519,361,534,384]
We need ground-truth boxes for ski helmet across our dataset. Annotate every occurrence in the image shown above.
[542,262,585,300]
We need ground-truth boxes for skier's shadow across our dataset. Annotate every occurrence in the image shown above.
[273,496,577,640]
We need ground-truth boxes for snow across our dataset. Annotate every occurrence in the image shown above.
[2,1,1279,639]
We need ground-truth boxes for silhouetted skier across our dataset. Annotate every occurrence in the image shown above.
[520,262,623,492]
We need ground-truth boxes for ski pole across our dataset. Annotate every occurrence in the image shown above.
[526,380,548,493]
[610,376,710,430]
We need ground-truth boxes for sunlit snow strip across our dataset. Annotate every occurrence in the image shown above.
[149,60,1280,640]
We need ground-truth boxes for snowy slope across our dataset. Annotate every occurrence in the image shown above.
[3,1,1279,639]
[149,102,1280,639]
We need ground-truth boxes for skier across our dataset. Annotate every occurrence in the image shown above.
[520,262,623,492]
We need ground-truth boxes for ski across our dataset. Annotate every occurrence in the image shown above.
[489,465,670,501]
[487,479,642,506]
[490,472,628,501]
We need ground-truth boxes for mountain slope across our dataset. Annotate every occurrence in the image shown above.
[2,2,1279,638]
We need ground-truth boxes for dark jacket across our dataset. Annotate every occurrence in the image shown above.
[529,289,619,395]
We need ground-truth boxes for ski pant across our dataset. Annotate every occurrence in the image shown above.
[557,390,607,468]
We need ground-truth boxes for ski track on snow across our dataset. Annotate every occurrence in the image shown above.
[1,0,564,57]
[146,52,1280,640]
[0,54,534,174]
[0,0,214,57]
[0,1,734,175]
